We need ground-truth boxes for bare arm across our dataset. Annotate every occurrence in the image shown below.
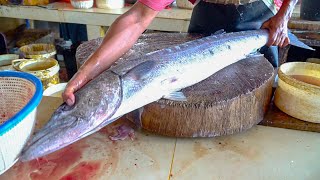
[261,0,298,47]
[63,2,159,106]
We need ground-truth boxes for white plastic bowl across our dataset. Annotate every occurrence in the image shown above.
[71,0,94,9]
[43,83,67,97]
[0,71,42,175]
[0,54,19,67]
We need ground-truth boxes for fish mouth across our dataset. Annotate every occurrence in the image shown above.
[20,108,121,162]
[20,71,124,162]
[20,116,84,162]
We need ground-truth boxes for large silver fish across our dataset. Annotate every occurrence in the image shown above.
[20,29,271,161]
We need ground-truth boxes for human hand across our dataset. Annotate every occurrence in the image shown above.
[62,72,88,106]
[62,83,77,106]
[261,14,290,48]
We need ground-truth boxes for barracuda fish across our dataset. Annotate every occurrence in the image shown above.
[19,29,308,161]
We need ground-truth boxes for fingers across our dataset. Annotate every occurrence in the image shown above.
[62,85,76,106]
[283,37,290,47]
[285,37,290,46]
[261,20,270,30]
[276,32,290,48]
[279,35,286,48]
[61,71,87,106]
[261,24,272,46]
[274,33,281,47]
[267,30,289,47]
[261,21,277,47]
[267,32,277,47]
[62,88,74,106]
[260,18,289,47]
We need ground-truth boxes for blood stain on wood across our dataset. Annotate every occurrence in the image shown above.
[59,161,102,180]
[193,141,209,159]
[214,138,260,161]
[0,141,89,180]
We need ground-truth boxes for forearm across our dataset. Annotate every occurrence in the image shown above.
[261,0,298,47]
[74,3,158,86]
[276,0,298,20]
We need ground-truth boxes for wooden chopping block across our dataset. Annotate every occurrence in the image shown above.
[127,55,274,137]
[76,33,275,137]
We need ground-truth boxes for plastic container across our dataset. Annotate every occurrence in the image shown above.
[22,0,51,6]
[43,83,67,97]
[0,54,19,67]
[96,0,124,9]
[70,0,93,9]
[306,58,320,64]
[274,62,320,123]
[12,58,60,90]
[19,43,56,59]
[0,71,42,175]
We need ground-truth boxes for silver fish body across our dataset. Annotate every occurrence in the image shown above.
[110,29,269,120]
[20,29,269,161]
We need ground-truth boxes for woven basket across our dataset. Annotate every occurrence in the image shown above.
[0,71,42,175]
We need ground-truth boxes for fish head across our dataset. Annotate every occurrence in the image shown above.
[20,71,122,162]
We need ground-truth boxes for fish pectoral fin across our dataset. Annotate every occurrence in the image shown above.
[163,91,187,102]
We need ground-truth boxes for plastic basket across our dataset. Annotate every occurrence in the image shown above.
[0,71,42,175]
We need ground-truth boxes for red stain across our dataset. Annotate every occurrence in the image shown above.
[0,141,89,180]
[98,127,112,136]
[29,145,84,180]
[59,161,101,180]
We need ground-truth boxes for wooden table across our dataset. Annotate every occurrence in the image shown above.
[0,2,192,40]
[1,96,320,179]
[1,3,319,40]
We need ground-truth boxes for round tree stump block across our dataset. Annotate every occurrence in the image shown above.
[76,33,275,137]
[128,56,274,137]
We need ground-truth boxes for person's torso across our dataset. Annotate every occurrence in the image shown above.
[188,0,281,14]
